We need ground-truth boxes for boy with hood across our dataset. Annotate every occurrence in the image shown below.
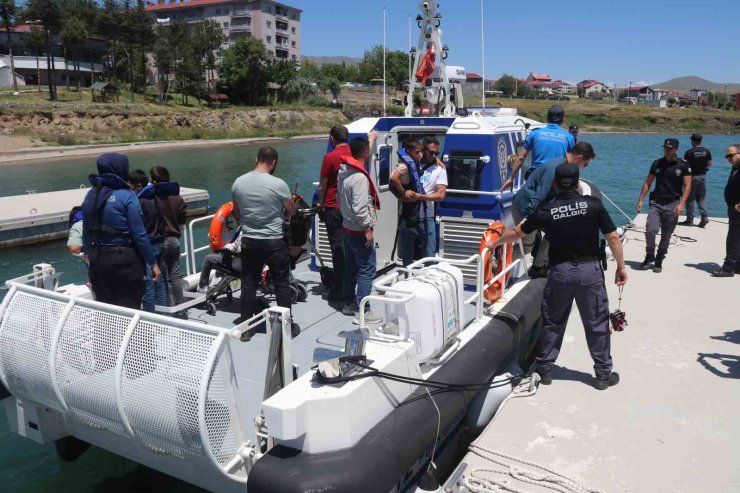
[338,133,383,325]
[82,153,160,309]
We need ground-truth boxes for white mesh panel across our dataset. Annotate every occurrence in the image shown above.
[206,347,244,469]
[56,306,130,435]
[0,292,66,410]
[121,320,216,459]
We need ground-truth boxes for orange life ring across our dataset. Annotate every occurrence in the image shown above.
[479,221,514,303]
[209,201,234,251]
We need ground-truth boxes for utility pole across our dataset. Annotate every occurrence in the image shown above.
[480,0,485,110]
[382,6,386,116]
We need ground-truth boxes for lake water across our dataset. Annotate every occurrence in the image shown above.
[0,133,736,492]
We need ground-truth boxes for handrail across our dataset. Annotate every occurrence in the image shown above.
[115,313,142,439]
[187,214,217,278]
[446,188,505,197]
[48,300,77,414]
[0,284,17,392]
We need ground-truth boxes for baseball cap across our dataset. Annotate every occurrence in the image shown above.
[569,124,579,132]
[690,133,702,142]
[663,138,679,149]
[547,105,565,123]
[554,162,580,189]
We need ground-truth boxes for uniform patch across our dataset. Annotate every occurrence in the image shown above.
[675,168,681,176]
[108,196,116,203]
[550,201,589,220]
[496,137,508,184]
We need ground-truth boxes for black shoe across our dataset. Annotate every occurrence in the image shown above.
[711,269,735,278]
[594,372,620,390]
[735,264,740,275]
[326,288,344,302]
[640,255,655,270]
[678,219,694,226]
[291,322,301,339]
[653,257,664,273]
[537,371,553,385]
[528,265,549,279]
[697,218,708,228]
[239,328,256,342]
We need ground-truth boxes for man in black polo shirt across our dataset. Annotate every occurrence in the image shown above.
[486,163,628,390]
[680,133,712,228]
[636,138,692,273]
[711,144,740,277]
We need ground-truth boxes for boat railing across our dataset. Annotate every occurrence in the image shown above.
[185,213,217,278]
[0,281,291,483]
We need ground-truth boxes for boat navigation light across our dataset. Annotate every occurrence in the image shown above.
[480,156,491,164]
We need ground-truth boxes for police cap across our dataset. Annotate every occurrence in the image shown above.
[690,133,702,142]
[547,105,565,123]
[555,162,580,189]
[663,138,679,149]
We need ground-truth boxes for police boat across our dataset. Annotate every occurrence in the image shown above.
[0,2,550,492]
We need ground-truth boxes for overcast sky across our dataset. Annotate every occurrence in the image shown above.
[289,0,739,85]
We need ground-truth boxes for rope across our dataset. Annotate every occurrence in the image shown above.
[600,190,635,227]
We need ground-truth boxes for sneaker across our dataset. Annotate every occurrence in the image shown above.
[196,285,208,294]
[536,371,553,385]
[697,218,709,228]
[678,219,694,226]
[594,372,620,390]
[639,255,655,270]
[653,257,664,273]
[711,269,735,278]
[353,311,384,325]
[341,303,358,316]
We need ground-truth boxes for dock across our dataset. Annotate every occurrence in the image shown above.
[0,187,209,247]
[458,215,739,493]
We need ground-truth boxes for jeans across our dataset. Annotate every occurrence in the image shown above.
[645,200,679,258]
[513,204,548,267]
[323,208,345,290]
[88,246,145,310]
[240,237,292,320]
[722,207,740,271]
[685,175,707,220]
[162,236,185,307]
[538,261,612,379]
[398,216,436,266]
[342,234,376,311]
[143,242,168,312]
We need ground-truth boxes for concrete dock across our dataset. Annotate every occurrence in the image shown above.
[459,215,739,493]
[0,187,209,247]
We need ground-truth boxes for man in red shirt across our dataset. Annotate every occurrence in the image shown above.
[318,125,351,298]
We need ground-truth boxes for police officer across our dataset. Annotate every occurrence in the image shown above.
[486,163,627,390]
[679,133,712,228]
[82,153,161,309]
[568,124,579,144]
[711,144,740,277]
[636,138,692,273]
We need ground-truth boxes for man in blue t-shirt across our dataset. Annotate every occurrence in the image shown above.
[501,105,575,191]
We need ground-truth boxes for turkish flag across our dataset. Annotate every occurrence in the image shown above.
[415,45,436,84]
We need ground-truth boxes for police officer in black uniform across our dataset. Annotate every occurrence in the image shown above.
[711,144,740,277]
[679,133,712,228]
[487,163,628,390]
[636,138,692,273]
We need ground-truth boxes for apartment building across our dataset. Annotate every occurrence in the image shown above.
[146,0,302,61]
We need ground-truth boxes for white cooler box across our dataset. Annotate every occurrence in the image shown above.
[385,263,465,363]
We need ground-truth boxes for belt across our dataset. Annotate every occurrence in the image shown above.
[552,256,599,264]
[343,228,366,236]
[95,244,134,249]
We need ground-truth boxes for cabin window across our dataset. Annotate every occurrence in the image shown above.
[378,147,392,188]
[447,151,484,192]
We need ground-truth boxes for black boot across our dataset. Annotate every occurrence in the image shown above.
[640,254,655,270]
[653,256,664,273]
[678,218,694,226]
[697,217,709,228]
[712,268,735,278]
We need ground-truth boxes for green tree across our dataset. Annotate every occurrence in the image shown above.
[25,0,62,100]
[0,0,18,92]
[268,59,299,102]
[298,59,321,81]
[357,45,409,89]
[218,37,271,105]
[283,77,316,103]
[321,76,341,101]
[493,74,516,96]
[23,25,46,92]
[60,15,87,90]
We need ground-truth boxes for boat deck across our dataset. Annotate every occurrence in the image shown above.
[459,214,739,492]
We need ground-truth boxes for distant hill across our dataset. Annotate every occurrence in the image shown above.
[654,76,740,93]
[304,56,362,67]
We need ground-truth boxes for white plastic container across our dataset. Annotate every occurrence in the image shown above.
[384,263,465,363]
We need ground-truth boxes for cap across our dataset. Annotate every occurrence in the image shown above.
[663,138,679,149]
[554,162,580,189]
[569,124,579,132]
[547,105,565,123]
[690,133,702,142]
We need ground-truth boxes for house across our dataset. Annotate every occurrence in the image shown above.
[525,73,552,93]
[146,0,302,61]
[551,80,575,94]
[689,87,708,102]
[577,79,610,97]
[732,93,740,111]
[621,85,656,102]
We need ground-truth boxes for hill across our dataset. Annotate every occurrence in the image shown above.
[655,76,740,93]
[304,56,362,67]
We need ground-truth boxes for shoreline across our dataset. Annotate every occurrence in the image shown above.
[0,134,327,166]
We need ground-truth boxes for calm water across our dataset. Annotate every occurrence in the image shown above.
[0,133,736,491]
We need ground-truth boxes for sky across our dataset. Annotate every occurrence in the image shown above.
[289,0,740,86]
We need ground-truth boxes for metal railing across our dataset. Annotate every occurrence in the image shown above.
[186,213,217,278]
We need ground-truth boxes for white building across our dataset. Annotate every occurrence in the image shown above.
[578,79,610,97]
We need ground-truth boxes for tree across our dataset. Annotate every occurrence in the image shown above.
[321,76,340,101]
[0,0,18,92]
[23,25,46,92]
[298,59,321,81]
[268,59,298,102]
[25,0,62,101]
[218,37,271,105]
[60,15,86,89]
[493,74,516,96]
[283,77,316,103]
[357,45,409,88]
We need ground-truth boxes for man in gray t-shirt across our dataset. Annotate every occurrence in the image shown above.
[231,147,297,335]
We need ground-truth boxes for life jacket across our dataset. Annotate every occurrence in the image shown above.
[341,155,380,210]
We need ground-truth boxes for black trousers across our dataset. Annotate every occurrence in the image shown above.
[241,237,292,319]
[88,246,145,310]
[723,207,740,271]
[323,208,345,290]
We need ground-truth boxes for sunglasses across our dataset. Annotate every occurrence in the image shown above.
[726,152,739,159]
[426,150,439,156]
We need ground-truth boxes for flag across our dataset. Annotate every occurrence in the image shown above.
[415,45,436,84]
